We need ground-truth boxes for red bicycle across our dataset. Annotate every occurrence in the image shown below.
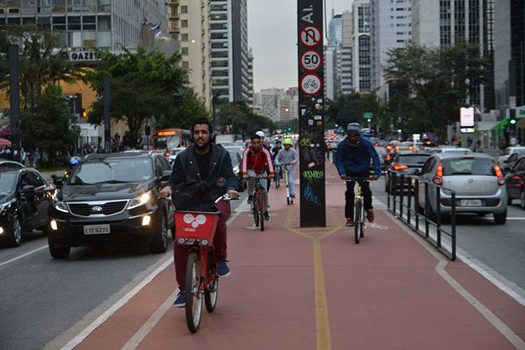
[174,194,234,333]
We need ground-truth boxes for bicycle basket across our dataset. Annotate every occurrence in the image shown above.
[174,211,220,246]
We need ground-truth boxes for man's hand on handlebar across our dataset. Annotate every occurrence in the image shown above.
[159,186,171,198]
[268,174,274,179]
[227,189,239,199]
[340,175,348,180]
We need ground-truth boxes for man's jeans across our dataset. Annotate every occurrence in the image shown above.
[345,171,373,219]
[247,170,268,211]
[283,165,295,196]
[174,199,230,290]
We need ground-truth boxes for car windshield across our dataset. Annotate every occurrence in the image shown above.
[0,169,18,196]
[398,155,430,165]
[442,158,495,176]
[375,147,387,156]
[69,158,154,185]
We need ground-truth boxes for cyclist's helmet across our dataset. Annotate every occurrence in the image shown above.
[283,139,292,145]
[255,130,265,138]
[69,157,79,166]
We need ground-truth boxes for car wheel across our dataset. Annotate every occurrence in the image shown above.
[521,191,525,210]
[7,215,23,247]
[41,226,48,237]
[48,240,70,259]
[151,213,168,253]
[493,210,507,225]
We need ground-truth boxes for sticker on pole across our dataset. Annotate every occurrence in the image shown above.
[300,26,321,47]
[300,74,322,95]
[301,50,322,71]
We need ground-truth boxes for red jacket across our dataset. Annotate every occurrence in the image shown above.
[242,146,274,176]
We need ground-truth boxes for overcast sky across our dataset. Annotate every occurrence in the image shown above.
[248,0,353,92]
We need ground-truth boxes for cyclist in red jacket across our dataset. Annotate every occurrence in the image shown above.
[242,134,274,220]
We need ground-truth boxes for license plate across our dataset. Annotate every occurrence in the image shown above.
[460,199,482,207]
[84,224,110,235]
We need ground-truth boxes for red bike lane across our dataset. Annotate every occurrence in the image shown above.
[68,164,525,350]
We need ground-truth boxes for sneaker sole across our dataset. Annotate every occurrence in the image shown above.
[173,303,185,308]
[218,271,231,278]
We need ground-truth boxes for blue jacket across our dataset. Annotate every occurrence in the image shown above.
[335,136,381,176]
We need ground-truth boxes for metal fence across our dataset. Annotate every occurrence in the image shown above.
[386,170,457,261]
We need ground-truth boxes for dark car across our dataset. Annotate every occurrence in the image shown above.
[0,161,55,247]
[224,146,246,192]
[505,156,525,209]
[386,151,431,193]
[48,152,175,259]
[503,150,525,173]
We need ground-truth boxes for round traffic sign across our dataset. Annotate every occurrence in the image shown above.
[300,73,322,96]
[300,25,321,47]
[300,50,322,71]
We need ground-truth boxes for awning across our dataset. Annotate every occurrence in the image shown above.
[490,118,509,131]
[0,137,11,146]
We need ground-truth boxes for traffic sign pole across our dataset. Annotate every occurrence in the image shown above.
[298,0,325,227]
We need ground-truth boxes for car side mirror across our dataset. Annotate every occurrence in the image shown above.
[161,170,171,182]
[21,184,35,198]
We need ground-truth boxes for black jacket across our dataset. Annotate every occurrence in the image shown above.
[168,144,237,210]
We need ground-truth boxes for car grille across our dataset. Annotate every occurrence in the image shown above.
[68,201,128,216]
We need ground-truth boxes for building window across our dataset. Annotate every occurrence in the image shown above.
[182,61,189,69]
[181,33,189,41]
[181,5,188,13]
[181,47,188,55]
[181,20,188,28]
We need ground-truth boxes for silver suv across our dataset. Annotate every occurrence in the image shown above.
[416,153,508,224]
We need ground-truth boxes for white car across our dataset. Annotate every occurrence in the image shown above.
[168,147,186,164]
[498,146,525,168]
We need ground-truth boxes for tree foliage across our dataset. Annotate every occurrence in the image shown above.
[0,24,78,112]
[84,47,191,148]
[383,43,491,135]
[217,101,276,137]
[155,89,210,130]
[20,85,79,166]
[326,92,380,128]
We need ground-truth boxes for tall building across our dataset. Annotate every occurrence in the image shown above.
[209,0,249,104]
[494,0,525,117]
[411,0,495,111]
[0,0,168,51]
[325,13,342,100]
[370,0,412,90]
[171,0,212,109]
[340,11,353,94]
[247,48,254,109]
[352,0,372,92]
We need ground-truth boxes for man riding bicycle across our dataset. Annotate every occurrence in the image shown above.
[275,139,298,198]
[336,123,381,227]
[242,134,274,220]
[272,140,283,181]
[160,118,239,307]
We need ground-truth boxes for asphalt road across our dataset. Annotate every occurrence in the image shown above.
[0,191,248,350]
[370,176,525,295]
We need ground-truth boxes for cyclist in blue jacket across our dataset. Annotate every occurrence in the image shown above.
[336,123,381,227]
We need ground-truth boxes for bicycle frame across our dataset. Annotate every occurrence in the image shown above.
[282,163,293,204]
[346,177,373,244]
[250,176,267,230]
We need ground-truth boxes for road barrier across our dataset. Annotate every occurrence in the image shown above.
[386,170,456,261]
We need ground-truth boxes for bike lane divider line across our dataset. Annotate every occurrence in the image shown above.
[98,198,250,350]
[0,245,47,268]
[386,210,525,349]
[284,207,342,350]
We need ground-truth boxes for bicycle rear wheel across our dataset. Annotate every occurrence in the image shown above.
[259,197,265,232]
[204,252,219,313]
[354,200,362,244]
[252,196,259,227]
[185,251,203,333]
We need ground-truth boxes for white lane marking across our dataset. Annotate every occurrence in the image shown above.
[506,217,525,220]
[387,211,525,349]
[0,245,47,268]
[60,257,174,350]
[62,198,249,350]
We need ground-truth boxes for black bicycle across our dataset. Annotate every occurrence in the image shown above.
[346,177,374,244]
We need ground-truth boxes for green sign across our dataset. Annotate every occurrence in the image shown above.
[363,112,373,119]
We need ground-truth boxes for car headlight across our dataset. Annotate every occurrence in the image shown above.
[54,201,69,213]
[128,191,152,209]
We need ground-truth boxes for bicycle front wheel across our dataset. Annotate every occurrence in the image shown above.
[354,200,362,244]
[185,251,203,333]
[204,253,219,313]
[252,200,259,227]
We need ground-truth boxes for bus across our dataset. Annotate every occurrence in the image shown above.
[152,128,191,150]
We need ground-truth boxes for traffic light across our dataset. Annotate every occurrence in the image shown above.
[510,109,517,125]
[334,124,338,128]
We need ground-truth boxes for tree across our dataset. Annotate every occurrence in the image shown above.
[217,101,275,136]
[155,88,210,130]
[0,24,78,112]
[84,47,188,148]
[326,92,379,129]
[20,85,79,166]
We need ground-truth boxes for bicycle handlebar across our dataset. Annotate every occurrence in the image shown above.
[344,177,377,181]
[214,193,239,203]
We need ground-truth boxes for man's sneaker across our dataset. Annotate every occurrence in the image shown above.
[264,211,270,220]
[173,290,185,307]
[247,195,253,204]
[217,259,231,277]
[345,218,354,227]
[290,194,296,198]
[366,209,375,222]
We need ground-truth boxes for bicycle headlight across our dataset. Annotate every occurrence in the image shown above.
[54,201,69,213]
[128,191,152,209]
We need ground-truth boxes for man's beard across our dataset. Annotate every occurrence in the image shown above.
[195,139,210,150]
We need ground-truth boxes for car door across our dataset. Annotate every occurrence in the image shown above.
[155,156,175,227]
[510,159,525,199]
[30,169,52,227]
[18,170,39,230]
[418,157,436,208]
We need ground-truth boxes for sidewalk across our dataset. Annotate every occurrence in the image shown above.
[60,163,525,350]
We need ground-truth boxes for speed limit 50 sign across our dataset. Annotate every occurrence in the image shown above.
[301,50,322,71]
